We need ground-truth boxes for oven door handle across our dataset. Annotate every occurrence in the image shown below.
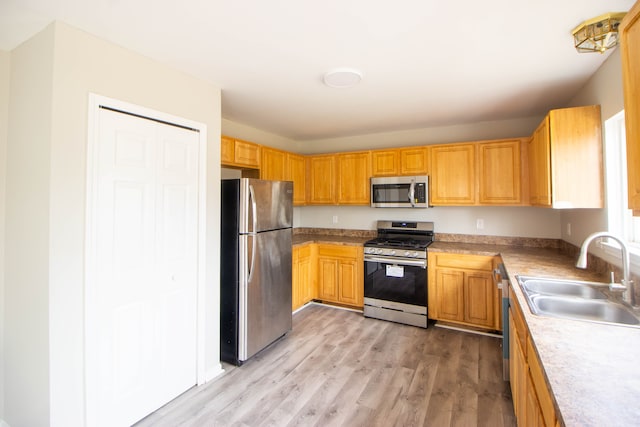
[364,255,426,268]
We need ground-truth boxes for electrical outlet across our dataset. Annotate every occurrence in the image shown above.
[332,215,338,224]
[476,218,484,230]
[567,222,572,236]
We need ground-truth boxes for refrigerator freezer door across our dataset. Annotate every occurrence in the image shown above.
[238,227,292,361]
[239,179,293,233]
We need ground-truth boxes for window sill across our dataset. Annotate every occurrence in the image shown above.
[601,241,640,275]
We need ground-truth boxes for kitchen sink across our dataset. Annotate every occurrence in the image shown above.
[516,275,640,328]
[518,276,608,299]
[529,295,640,326]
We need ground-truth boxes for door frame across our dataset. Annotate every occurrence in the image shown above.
[84,93,208,422]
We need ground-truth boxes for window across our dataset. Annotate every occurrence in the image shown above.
[604,110,640,258]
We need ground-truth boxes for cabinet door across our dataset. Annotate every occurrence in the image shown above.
[308,155,336,204]
[478,140,522,205]
[400,147,429,175]
[221,136,235,165]
[338,259,361,306]
[464,271,496,328]
[298,250,314,304]
[371,150,399,176]
[430,144,476,205]
[292,246,301,311]
[528,119,551,207]
[234,140,261,168]
[318,257,339,302]
[434,269,465,322]
[287,153,306,205]
[261,147,287,181]
[509,309,528,425]
[337,151,371,205]
[621,2,640,213]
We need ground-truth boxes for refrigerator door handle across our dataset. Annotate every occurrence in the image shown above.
[249,184,258,233]
[247,185,258,283]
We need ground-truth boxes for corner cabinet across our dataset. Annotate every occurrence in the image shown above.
[427,252,500,330]
[528,105,603,208]
[260,146,288,181]
[317,244,364,308]
[621,0,640,214]
[287,153,306,206]
[478,139,523,205]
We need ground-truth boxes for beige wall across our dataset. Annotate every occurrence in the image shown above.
[5,28,55,426]
[562,48,625,251]
[0,49,10,422]
[5,22,222,427]
[222,118,297,151]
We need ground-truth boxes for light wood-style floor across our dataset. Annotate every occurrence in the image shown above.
[136,304,515,427]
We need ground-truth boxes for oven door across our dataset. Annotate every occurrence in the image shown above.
[363,255,427,307]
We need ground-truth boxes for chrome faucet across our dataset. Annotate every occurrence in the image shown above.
[576,231,636,306]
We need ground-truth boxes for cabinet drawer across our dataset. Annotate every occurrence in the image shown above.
[432,253,493,271]
[317,244,359,259]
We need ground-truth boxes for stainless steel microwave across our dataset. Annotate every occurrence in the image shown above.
[370,176,429,208]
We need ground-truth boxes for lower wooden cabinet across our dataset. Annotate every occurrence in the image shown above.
[292,243,363,311]
[292,244,316,311]
[316,244,364,308]
[427,252,500,330]
[509,286,559,427]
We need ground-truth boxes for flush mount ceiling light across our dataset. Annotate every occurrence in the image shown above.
[572,12,627,54]
[323,68,362,88]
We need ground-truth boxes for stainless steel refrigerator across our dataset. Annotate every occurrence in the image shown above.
[220,178,293,365]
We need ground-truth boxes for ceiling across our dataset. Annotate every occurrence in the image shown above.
[0,0,635,141]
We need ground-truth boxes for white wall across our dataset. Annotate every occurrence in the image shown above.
[294,205,561,238]
[562,48,625,249]
[5,22,222,427]
[0,49,10,422]
[292,116,542,154]
[222,118,297,151]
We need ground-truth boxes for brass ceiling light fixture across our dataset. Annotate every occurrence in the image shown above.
[572,12,627,54]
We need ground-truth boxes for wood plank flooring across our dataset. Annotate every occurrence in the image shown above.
[136,304,515,427]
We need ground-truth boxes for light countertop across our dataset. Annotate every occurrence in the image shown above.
[432,242,640,427]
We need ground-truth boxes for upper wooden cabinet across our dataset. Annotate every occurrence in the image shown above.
[430,143,476,205]
[221,135,261,169]
[371,147,429,176]
[621,1,640,214]
[308,154,337,204]
[528,105,603,208]
[260,146,288,181]
[337,151,371,205]
[478,139,523,205]
[287,153,306,206]
[400,147,429,175]
[371,150,399,176]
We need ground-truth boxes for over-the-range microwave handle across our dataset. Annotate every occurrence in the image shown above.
[247,185,258,283]
[409,178,416,207]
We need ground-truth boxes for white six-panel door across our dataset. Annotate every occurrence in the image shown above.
[86,104,200,426]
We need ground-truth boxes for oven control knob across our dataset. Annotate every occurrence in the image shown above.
[412,251,419,257]
[365,247,373,254]
[376,248,383,254]
[390,250,396,256]
[404,251,411,257]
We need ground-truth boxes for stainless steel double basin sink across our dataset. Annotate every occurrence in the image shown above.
[516,276,640,328]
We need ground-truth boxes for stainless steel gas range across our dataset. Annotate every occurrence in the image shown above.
[363,220,434,328]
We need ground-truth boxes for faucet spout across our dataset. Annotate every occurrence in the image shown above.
[576,231,635,306]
